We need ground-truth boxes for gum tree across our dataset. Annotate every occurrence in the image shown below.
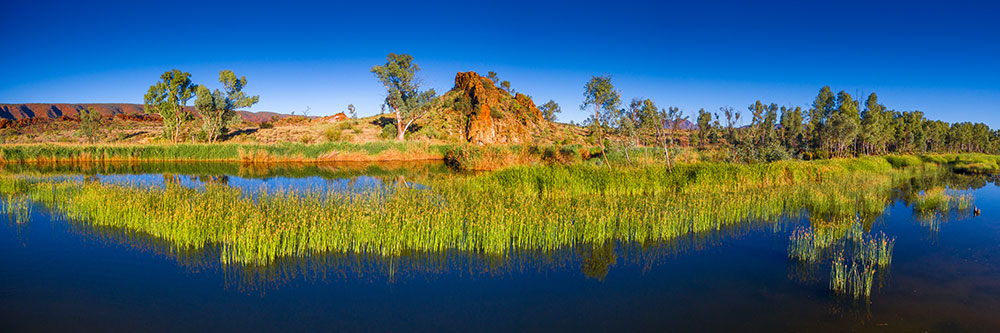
[195,70,260,143]
[539,100,561,122]
[582,75,621,168]
[370,53,436,141]
[144,69,197,142]
[78,106,102,143]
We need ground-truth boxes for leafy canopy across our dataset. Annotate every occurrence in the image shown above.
[144,69,197,141]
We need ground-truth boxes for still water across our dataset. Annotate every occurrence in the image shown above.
[1,162,997,331]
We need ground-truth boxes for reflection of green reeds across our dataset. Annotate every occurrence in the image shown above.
[1,194,32,224]
[913,187,975,231]
[0,156,925,266]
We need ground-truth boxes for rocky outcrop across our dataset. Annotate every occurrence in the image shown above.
[316,112,348,123]
[448,72,544,144]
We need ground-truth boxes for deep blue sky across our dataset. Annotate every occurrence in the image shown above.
[1,0,997,126]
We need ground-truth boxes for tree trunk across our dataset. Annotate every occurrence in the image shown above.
[664,138,672,171]
[395,111,406,141]
[621,139,633,166]
[599,138,612,169]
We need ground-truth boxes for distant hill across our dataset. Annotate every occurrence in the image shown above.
[0,103,289,123]
[670,119,697,130]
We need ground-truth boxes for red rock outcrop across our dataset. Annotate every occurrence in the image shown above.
[449,72,544,144]
[316,112,349,123]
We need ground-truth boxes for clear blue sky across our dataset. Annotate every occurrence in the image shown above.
[1,0,997,126]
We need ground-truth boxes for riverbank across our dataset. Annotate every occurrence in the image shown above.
[0,142,450,163]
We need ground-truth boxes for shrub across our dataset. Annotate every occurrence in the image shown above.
[325,128,343,142]
[490,106,504,119]
[379,124,397,139]
[885,155,922,169]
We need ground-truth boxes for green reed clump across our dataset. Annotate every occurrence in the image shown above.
[830,252,848,294]
[827,232,895,299]
[788,227,818,262]
[912,187,975,230]
[830,255,876,299]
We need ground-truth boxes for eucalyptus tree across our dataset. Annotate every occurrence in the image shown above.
[144,69,197,141]
[808,86,836,151]
[581,75,621,168]
[720,106,740,146]
[371,53,437,141]
[859,93,892,154]
[748,101,766,144]
[923,120,949,152]
[195,70,260,143]
[894,111,926,152]
[78,106,102,143]
[696,108,713,148]
[779,106,805,152]
[615,98,649,165]
[762,103,778,145]
[635,98,660,159]
[827,91,860,156]
[539,100,561,122]
[661,106,686,170]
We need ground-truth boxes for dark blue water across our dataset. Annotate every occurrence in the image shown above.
[1,165,998,332]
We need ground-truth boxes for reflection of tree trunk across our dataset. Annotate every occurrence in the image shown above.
[579,242,617,281]
[164,173,180,185]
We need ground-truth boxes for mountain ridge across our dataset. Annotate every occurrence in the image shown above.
[0,103,288,123]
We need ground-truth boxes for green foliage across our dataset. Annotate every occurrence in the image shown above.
[144,69,197,142]
[539,100,561,122]
[371,53,436,141]
[196,70,260,143]
[885,155,922,168]
[77,107,102,143]
[379,123,398,139]
[490,105,504,119]
[324,128,343,142]
[581,75,622,129]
